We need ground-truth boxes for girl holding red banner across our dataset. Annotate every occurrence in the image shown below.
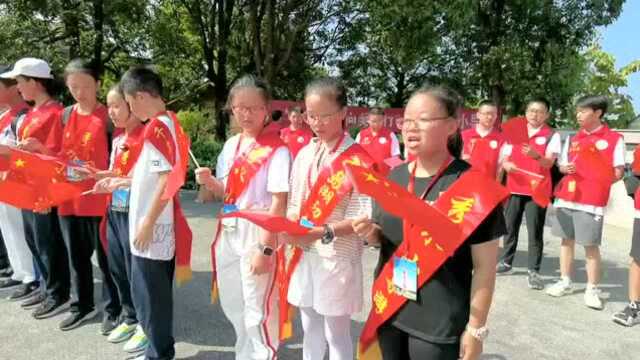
[461,100,504,179]
[283,77,373,360]
[280,106,313,159]
[195,75,291,360]
[1,57,71,320]
[352,85,506,360]
[547,96,625,310]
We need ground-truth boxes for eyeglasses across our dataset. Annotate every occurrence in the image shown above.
[526,109,548,115]
[231,105,266,114]
[401,115,450,129]
[306,109,342,124]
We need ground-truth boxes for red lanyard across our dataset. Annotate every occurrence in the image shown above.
[402,156,453,254]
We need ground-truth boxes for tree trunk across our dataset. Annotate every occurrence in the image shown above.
[92,0,104,73]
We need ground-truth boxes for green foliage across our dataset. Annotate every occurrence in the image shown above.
[178,108,223,189]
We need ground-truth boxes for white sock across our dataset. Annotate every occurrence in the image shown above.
[586,283,599,291]
[561,276,572,285]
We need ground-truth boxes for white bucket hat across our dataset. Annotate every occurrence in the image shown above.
[0,57,53,79]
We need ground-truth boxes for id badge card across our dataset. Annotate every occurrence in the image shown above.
[221,204,238,232]
[66,160,86,182]
[111,188,130,212]
[393,256,418,301]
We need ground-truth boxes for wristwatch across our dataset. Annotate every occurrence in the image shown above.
[257,243,274,256]
[466,324,489,341]
[320,224,336,244]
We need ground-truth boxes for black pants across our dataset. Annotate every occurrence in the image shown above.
[499,194,546,271]
[0,231,9,269]
[58,215,120,315]
[378,325,459,360]
[131,255,175,360]
[21,209,70,302]
[106,210,137,324]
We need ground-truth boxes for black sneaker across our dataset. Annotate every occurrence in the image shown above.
[8,281,39,301]
[59,309,98,331]
[0,267,13,278]
[32,298,68,319]
[0,278,21,289]
[21,292,46,309]
[496,262,513,274]
[101,313,120,335]
[527,271,544,290]
[612,302,640,327]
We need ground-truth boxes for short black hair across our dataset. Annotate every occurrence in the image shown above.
[576,95,608,118]
[478,99,497,108]
[120,66,163,98]
[526,97,550,112]
[64,58,101,81]
[271,110,283,121]
[369,106,384,115]
[305,77,348,108]
[289,105,303,114]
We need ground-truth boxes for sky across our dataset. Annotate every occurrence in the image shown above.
[600,1,640,113]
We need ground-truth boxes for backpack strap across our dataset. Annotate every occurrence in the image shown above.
[61,105,74,127]
[10,108,29,138]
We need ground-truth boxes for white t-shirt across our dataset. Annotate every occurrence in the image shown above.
[128,115,176,261]
[499,127,562,162]
[215,133,291,210]
[554,130,625,215]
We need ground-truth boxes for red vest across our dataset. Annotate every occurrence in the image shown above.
[280,126,313,159]
[358,127,393,164]
[555,125,621,207]
[461,127,504,176]
[506,125,555,196]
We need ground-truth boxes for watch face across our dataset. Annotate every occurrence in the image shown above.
[263,247,274,256]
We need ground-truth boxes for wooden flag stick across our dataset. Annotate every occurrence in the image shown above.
[188,149,201,169]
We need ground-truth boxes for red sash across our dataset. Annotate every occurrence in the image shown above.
[143,112,194,285]
[278,141,374,340]
[210,128,286,302]
[358,168,509,359]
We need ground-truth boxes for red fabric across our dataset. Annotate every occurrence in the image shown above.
[18,101,64,153]
[144,112,193,281]
[0,102,29,134]
[554,125,620,207]
[57,104,110,217]
[219,211,311,235]
[357,169,509,356]
[280,127,313,159]
[461,127,504,176]
[358,127,394,165]
[501,117,529,145]
[506,125,554,197]
[0,149,82,211]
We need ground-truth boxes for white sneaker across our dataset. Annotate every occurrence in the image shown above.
[584,286,604,310]
[545,279,573,297]
[123,325,149,353]
[107,322,136,343]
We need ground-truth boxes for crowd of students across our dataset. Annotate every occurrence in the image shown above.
[0,55,638,360]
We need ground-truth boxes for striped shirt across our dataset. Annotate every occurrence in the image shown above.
[287,135,372,262]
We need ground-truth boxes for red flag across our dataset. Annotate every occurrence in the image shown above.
[219,211,311,235]
[8,148,66,181]
[501,117,529,145]
[512,167,550,207]
[467,138,493,175]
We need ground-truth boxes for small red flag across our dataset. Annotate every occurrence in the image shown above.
[219,211,311,235]
[502,117,529,145]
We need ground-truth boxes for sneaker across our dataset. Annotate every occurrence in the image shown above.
[59,309,98,331]
[123,325,149,353]
[108,321,137,343]
[527,271,544,290]
[32,298,68,319]
[612,302,640,327]
[8,281,39,301]
[132,354,146,360]
[101,313,120,336]
[496,262,512,274]
[584,286,604,310]
[545,279,573,297]
[21,292,46,309]
[0,278,21,289]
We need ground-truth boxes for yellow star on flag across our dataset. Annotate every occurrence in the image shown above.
[14,158,25,168]
[364,172,379,183]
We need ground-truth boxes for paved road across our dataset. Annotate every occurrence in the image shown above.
[0,192,638,359]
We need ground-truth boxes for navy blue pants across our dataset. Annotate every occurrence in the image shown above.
[21,209,70,302]
[107,210,137,324]
[131,254,175,360]
[58,215,120,315]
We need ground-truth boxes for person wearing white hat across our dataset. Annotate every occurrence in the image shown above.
[0,64,39,301]
[1,57,71,320]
